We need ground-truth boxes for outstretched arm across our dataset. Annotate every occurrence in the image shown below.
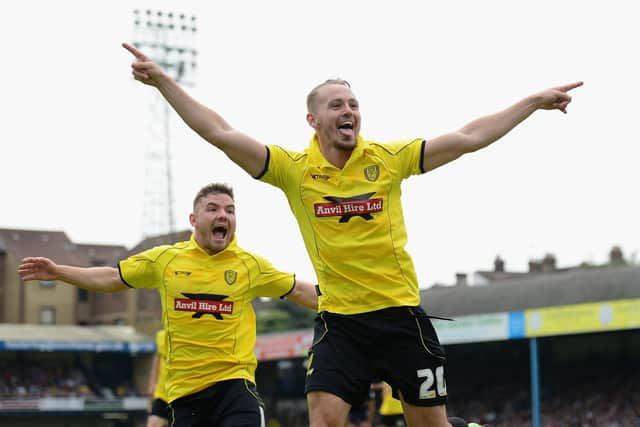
[422,81,583,172]
[147,352,160,396]
[285,280,318,311]
[18,257,128,292]
[122,42,268,177]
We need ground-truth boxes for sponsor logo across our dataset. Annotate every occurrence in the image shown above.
[175,293,233,319]
[314,192,383,223]
[174,271,192,276]
[364,165,379,182]
[224,270,237,285]
[311,174,330,181]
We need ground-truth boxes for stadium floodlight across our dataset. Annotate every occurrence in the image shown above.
[133,9,198,87]
[132,9,198,237]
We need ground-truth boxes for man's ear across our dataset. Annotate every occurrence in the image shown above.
[306,112,317,129]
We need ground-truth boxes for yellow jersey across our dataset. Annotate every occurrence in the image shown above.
[153,329,168,402]
[118,234,295,402]
[260,135,425,314]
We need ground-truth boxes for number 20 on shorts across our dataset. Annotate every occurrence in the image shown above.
[417,366,447,399]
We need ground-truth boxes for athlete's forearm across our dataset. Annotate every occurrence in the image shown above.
[153,75,267,176]
[147,354,160,395]
[458,93,543,153]
[55,265,127,293]
[155,74,232,148]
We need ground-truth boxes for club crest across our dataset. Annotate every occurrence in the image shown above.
[364,165,379,182]
[224,270,237,285]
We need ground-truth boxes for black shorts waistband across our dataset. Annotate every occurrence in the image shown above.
[322,305,453,321]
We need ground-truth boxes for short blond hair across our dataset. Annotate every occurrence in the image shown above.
[306,79,351,113]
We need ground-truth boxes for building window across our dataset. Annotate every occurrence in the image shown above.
[40,307,56,324]
[39,280,56,289]
[78,288,89,302]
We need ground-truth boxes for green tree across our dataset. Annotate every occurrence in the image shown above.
[256,300,316,333]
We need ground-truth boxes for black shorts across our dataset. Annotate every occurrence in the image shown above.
[170,379,265,427]
[305,306,447,407]
[149,397,170,419]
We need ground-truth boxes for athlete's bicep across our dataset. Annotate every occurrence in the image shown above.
[422,132,470,172]
[216,129,268,177]
[284,280,318,310]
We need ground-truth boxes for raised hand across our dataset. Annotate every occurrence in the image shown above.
[537,81,583,113]
[122,42,166,87]
[18,257,59,282]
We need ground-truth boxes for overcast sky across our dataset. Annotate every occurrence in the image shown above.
[2,0,638,287]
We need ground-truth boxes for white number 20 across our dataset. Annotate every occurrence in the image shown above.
[417,366,447,399]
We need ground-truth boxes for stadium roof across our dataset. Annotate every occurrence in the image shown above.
[421,265,640,317]
[0,228,126,267]
[0,324,154,353]
[128,230,192,254]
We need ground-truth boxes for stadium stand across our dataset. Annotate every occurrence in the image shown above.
[2,226,638,426]
[0,324,153,426]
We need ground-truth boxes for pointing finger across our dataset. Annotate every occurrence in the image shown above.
[556,81,584,93]
[122,42,149,61]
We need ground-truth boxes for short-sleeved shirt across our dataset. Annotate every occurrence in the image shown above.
[259,135,425,315]
[153,329,168,402]
[118,234,295,402]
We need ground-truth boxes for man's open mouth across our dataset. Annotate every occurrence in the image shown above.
[338,121,354,137]
[213,226,227,239]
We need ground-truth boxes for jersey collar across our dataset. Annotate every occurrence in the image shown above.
[307,134,368,170]
[190,233,239,256]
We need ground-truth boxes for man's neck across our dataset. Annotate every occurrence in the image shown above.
[317,140,353,169]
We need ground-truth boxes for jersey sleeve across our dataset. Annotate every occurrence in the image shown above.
[257,145,304,191]
[243,252,296,300]
[377,138,426,179]
[118,245,171,289]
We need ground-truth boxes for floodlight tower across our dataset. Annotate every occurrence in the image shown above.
[132,9,198,237]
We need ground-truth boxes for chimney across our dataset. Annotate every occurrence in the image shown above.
[609,246,625,265]
[494,255,505,273]
[542,253,556,272]
[528,260,542,273]
[455,273,467,287]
